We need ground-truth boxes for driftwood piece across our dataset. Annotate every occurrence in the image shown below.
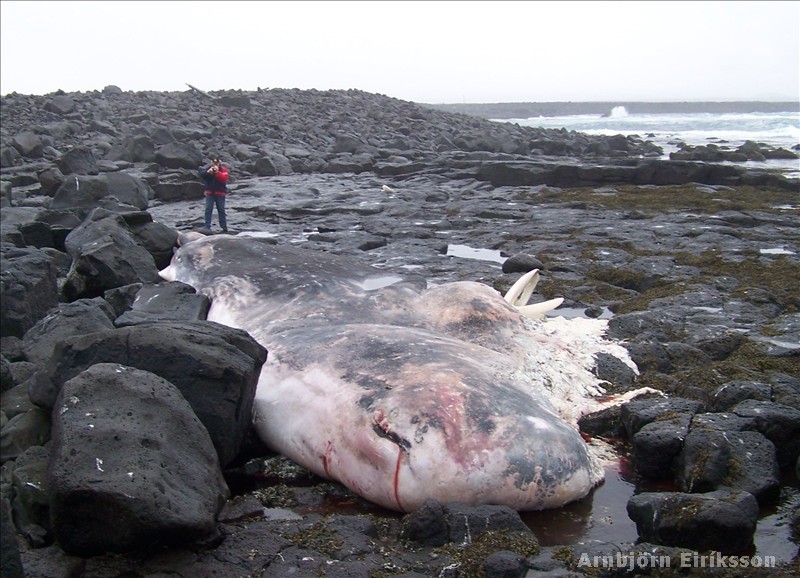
[185,83,217,100]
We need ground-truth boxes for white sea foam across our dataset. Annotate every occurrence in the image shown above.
[498,110,800,178]
[609,105,628,118]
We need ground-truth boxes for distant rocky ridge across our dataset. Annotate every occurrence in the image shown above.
[1,87,796,204]
[424,100,800,119]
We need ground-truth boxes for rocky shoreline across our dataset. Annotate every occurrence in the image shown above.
[1,87,799,577]
[423,100,800,120]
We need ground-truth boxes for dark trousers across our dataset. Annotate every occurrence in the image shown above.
[204,193,227,230]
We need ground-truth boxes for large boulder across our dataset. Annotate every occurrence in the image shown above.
[0,496,24,577]
[620,396,704,438]
[627,489,759,554]
[732,399,800,469]
[119,211,178,270]
[0,245,60,338]
[106,134,156,163]
[711,379,773,411]
[630,413,693,479]
[61,209,162,301]
[43,95,75,115]
[21,298,116,365]
[27,320,267,467]
[677,428,780,503]
[154,143,203,170]
[50,172,150,217]
[56,145,98,176]
[48,363,229,556]
[114,282,210,327]
[400,499,533,547]
[9,445,51,547]
[10,131,44,158]
[150,171,205,203]
[37,166,66,197]
[0,407,50,464]
[255,153,293,177]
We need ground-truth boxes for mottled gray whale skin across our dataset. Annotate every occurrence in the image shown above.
[160,234,614,512]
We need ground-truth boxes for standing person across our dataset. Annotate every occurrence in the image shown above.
[199,154,230,233]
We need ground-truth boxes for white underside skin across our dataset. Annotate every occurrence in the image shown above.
[160,236,655,512]
[250,357,596,511]
[248,365,600,511]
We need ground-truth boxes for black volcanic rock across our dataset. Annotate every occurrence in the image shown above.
[48,363,229,556]
[2,88,796,198]
[627,489,759,554]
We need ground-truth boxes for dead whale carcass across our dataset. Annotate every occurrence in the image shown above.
[159,234,639,512]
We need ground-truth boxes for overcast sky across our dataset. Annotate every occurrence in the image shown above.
[2,1,798,103]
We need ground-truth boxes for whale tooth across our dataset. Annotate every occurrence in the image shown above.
[504,269,540,307]
[516,297,564,320]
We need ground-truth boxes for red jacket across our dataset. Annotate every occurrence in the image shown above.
[200,164,229,195]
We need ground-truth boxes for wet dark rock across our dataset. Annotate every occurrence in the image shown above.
[122,211,180,269]
[502,253,544,274]
[0,383,35,419]
[19,543,85,577]
[732,399,800,469]
[711,379,773,410]
[114,281,210,326]
[593,351,638,391]
[0,496,24,578]
[0,337,25,363]
[0,355,13,392]
[10,131,45,159]
[578,404,626,438]
[678,428,780,503]
[626,489,759,554]
[56,145,98,176]
[0,407,50,464]
[401,500,533,548]
[400,498,448,546]
[670,140,799,164]
[0,246,60,338]
[631,413,693,479]
[21,297,116,365]
[29,320,266,467]
[771,373,800,408]
[623,338,674,373]
[51,172,151,219]
[9,445,50,547]
[689,411,757,432]
[154,142,203,170]
[48,363,229,556]
[607,310,683,343]
[482,550,528,578]
[620,397,704,438]
[61,209,162,300]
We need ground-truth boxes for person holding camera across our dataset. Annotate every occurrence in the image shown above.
[199,155,230,233]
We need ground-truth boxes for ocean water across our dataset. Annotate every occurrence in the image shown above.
[498,107,800,179]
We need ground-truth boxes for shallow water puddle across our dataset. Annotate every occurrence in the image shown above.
[226,449,798,563]
[521,458,799,564]
[446,244,506,264]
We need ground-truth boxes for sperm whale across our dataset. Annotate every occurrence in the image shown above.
[159,234,638,511]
